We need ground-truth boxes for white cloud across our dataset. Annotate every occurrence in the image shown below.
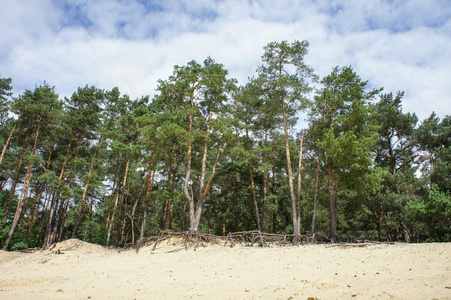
[1,0,450,122]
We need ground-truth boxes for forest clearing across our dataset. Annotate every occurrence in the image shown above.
[0,238,450,299]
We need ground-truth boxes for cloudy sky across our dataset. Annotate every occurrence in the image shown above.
[1,0,450,123]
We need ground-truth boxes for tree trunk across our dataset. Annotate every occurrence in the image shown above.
[184,102,195,231]
[4,130,29,218]
[43,143,71,248]
[72,134,103,238]
[262,129,269,233]
[160,200,168,230]
[54,135,84,242]
[168,146,176,231]
[282,101,300,243]
[115,140,132,247]
[56,198,71,242]
[106,193,119,246]
[191,111,212,232]
[311,148,321,236]
[272,165,277,233]
[328,167,337,242]
[140,169,155,241]
[126,194,140,245]
[249,164,262,232]
[26,184,44,237]
[402,221,410,243]
[120,212,127,246]
[43,193,58,248]
[296,134,305,238]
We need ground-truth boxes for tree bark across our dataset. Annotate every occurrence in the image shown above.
[114,140,132,247]
[328,167,337,242]
[140,169,155,241]
[249,164,262,232]
[4,130,29,218]
[282,99,300,243]
[296,134,306,238]
[106,193,119,246]
[311,148,321,235]
[72,134,103,238]
[262,128,269,233]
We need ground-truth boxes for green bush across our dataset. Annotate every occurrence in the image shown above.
[11,241,28,251]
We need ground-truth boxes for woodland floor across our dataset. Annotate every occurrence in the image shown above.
[0,238,450,299]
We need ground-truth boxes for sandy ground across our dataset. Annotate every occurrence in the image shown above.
[0,238,450,300]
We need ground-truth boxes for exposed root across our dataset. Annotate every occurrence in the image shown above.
[133,231,384,251]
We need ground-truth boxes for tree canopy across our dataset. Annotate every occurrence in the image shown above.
[0,40,449,250]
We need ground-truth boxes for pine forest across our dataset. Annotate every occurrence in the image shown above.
[1,40,450,251]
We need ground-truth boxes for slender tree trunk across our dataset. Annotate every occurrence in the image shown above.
[311,148,321,236]
[3,115,42,250]
[126,194,140,245]
[193,141,223,232]
[262,129,269,233]
[106,193,119,246]
[0,113,22,166]
[72,134,103,238]
[120,212,127,246]
[104,157,119,241]
[296,134,306,238]
[26,184,44,236]
[115,140,132,246]
[140,169,155,241]
[272,165,277,233]
[30,144,54,242]
[54,135,84,242]
[160,200,168,230]
[56,198,71,242]
[4,131,29,218]
[43,193,58,248]
[402,221,410,243]
[282,101,300,243]
[43,143,71,248]
[328,167,337,242]
[125,179,145,243]
[191,111,212,232]
[249,164,262,232]
[184,102,195,230]
[245,124,262,232]
[3,172,31,250]
[34,190,52,245]
[168,146,176,231]
[169,200,173,230]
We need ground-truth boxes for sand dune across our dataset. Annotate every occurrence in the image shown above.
[1,239,450,299]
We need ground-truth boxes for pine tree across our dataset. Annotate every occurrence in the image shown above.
[310,66,381,242]
[258,40,317,243]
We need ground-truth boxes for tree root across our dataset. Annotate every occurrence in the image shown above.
[133,230,379,251]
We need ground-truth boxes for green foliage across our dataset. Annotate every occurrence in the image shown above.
[1,41,450,249]
[0,193,11,244]
[409,185,451,241]
[0,76,13,125]
[11,241,28,251]
[311,66,381,185]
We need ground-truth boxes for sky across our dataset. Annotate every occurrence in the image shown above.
[1,0,450,124]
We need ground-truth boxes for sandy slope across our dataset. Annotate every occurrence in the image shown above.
[0,239,450,300]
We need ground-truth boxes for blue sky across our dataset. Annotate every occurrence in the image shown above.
[1,0,450,123]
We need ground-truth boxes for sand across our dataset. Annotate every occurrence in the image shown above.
[0,238,450,299]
